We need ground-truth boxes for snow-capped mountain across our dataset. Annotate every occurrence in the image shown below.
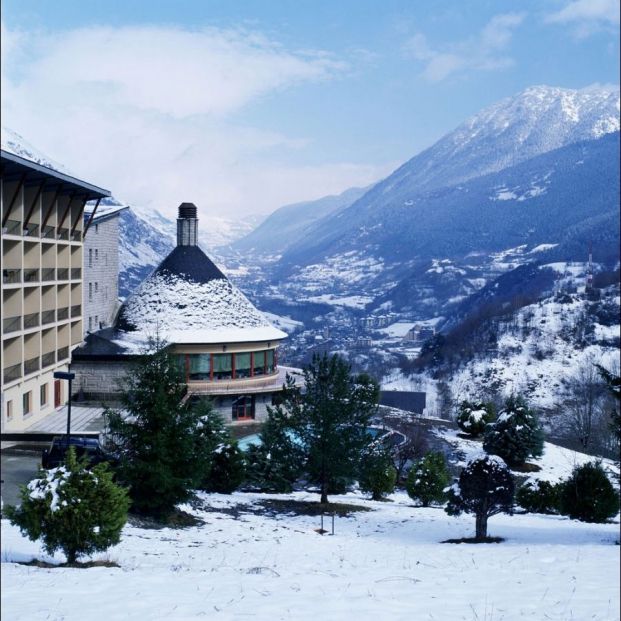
[1,126,71,173]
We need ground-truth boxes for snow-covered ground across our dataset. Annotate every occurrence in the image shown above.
[2,488,619,621]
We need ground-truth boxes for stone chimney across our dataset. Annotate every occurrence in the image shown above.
[177,202,198,246]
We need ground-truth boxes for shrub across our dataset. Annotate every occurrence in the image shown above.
[406,452,450,507]
[483,395,544,467]
[5,447,129,563]
[445,454,514,540]
[456,400,495,437]
[202,442,246,494]
[359,444,397,501]
[516,478,560,514]
[558,462,619,523]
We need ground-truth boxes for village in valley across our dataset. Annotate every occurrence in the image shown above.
[1,2,620,620]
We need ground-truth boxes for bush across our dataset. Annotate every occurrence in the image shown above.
[483,395,544,467]
[359,444,397,501]
[558,462,619,523]
[202,442,246,494]
[456,400,495,437]
[406,452,450,507]
[445,454,514,540]
[516,479,560,514]
[5,447,129,563]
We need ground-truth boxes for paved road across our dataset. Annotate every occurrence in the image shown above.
[1,451,42,509]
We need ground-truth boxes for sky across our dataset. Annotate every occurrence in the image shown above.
[1,0,619,221]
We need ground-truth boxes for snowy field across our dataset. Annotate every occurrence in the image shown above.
[2,487,619,621]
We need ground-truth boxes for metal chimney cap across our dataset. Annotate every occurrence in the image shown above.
[178,202,197,219]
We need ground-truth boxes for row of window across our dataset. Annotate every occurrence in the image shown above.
[5,381,60,422]
[178,350,276,382]
[87,247,108,267]
[88,282,109,302]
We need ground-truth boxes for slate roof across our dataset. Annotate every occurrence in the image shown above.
[152,245,227,284]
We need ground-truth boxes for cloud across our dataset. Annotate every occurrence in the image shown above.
[545,0,620,37]
[1,22,387,219]
[403,13,525,82]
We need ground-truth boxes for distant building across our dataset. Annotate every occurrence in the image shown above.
[403,325,435,343]
[82,204,128,334]
[1,149,110,431]
[379,391,426,415]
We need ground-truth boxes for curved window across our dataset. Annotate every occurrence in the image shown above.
[213,353,232,380]
[189,354,211,380]
[179,349,278,382]
[235,352,252,378]
[253,351,265,376]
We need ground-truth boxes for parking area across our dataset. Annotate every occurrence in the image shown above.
[1,449,43,509]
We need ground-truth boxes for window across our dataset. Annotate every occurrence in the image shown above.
[95,224,98,234]
[253,350,266,376]
[95,315,99,329]
[235,352,252,378]
[88,249,93,267]
[266,349,275,374]
[95,249,99,262]
[23,391,32,416]
[6,400,13,421]
[89,282,92,301]
[95,282,99,294]
[213,353,233,380]
[232,396,255,420]
[88,316,92,331]
[40,383,48,407]
[104,286,108,301]
[188,354,211,380]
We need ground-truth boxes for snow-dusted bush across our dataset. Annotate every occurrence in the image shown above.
[483,395,544,467]
[516,478,560,514]
[5,447,129,564]
[456,400,495,437]
[202,442,246,494]
[359,443,397,501]
[406,452,450,507]
[558,462,619,523]
[445,454,515,540]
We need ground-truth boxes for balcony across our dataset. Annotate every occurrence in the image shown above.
[71,268,81,280]
[3,316,22,334]
[71,304,81,317]
[23,223,39,237]
[57,268,69,280]
[3,363,21,384]
[57,346,69,362]
[2,219,21,236]
[23,312,40,329]
[42,225,56,239]
[42,267,56,281]
[71,231,82,242]
[57,227,69,241]
[41,309,56,325]
[23,268,39,283]
[41,351,56,368]
[57,308,69,321]
[24,356,40,375]
[2,268,21,284]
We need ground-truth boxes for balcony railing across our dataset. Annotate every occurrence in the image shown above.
[23,223,39,237]
[57,268,69,280]
[41,309,56,325]
[2,268,21,284]
[23,312,40,329]
[71,304,81,317]
[41,351,56,368]
[3,363,21,384]
[71,268,81,280]
[57,346,69,362]
[3,316,21,334]
[42,267,56,281]
[24,356,40,375]
[42,225,56,239]
[57,308,69,321]
[2,219,21,236]
[57,227,69,240]
[23,268,39,283]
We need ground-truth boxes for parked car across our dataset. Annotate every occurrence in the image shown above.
[41,436,117,470]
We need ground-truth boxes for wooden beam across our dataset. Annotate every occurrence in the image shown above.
[82,197,101,237]
[41,186,62,231]
[23,182,46,230]
[57,191,75,232]
[1,172,27,227]
[70,197,89,235]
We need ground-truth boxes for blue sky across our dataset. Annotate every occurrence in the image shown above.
[1,0,619,219]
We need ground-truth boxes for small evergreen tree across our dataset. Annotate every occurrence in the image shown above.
[278,354,380,503]
[445,454,515,540]
[106,341,218,517]
[483,395,544,467]
[244,407,303,493]
[406,452,450,507]
[202,441,246,494]
[456,400,495,437]
[516,479,560,514]
[5,448,129,564]
[558,462,619,523]
[359,442,397,501]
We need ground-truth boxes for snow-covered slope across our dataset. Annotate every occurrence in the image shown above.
[1,126,70,173]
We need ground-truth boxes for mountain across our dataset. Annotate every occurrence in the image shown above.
[230,186,368,255]
[1,126,71,173]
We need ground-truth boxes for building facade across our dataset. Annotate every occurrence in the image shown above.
[1,150,110,431]
[82,204,128,335]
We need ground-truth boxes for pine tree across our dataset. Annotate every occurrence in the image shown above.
[279,354,380,504]
[456,400,495,437]
[406,452,450,507]
[445,454,514,540]
[105,341,218,517]
[202,441,246,494]
[359,442,397,501]
[483,394,544,467]
[5,447,129,564]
